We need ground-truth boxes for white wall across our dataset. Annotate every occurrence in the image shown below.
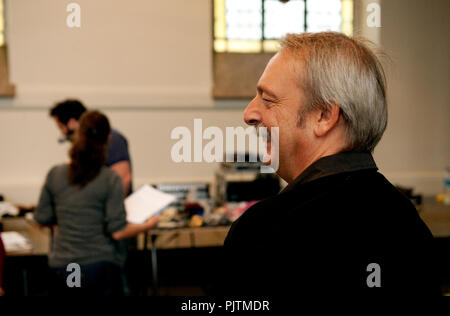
[3,0,212,106]
[0,0,249,204]
[374,0,450,195]
[0,0,448,204]
[0,107,248,204]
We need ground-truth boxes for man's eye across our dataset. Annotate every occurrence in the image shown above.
[263,98,273,104]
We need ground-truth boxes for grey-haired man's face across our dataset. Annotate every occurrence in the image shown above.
[243,50,313,182]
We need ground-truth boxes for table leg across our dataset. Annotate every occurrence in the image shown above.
[22,269,28,296]
[150,234,158,296]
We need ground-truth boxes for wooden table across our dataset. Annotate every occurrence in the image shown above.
[1,217,51,256]
[1,197,448,295]
[417,197,450,238]
[1,217,51,295]
[1,217,230,296]
[144,225,231,295]
[2,198,446,256]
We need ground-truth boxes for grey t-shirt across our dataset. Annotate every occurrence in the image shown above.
[35,164,127,268]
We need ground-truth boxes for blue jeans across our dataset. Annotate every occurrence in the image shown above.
[50,261,123,296]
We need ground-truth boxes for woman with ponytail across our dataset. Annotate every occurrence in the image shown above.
[35,111,158,296]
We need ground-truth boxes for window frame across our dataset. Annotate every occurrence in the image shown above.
[0,0,15,97]
[213,0,353,53]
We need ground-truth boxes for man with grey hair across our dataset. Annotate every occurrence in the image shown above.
[222,32,440,296]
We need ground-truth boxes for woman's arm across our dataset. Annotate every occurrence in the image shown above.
[112,216,159,240]
[34,169,57,226]
[106,172,159,241]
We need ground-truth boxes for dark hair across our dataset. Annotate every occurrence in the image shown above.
[50,99,87,124]
[69,111,111,187]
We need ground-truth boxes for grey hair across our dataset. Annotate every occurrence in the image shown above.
[280,32,388,152]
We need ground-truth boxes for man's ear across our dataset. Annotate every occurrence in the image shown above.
[313,103,341,137]
[67,118,79,130]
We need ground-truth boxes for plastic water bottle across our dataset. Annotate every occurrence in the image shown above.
[444,167,450,205]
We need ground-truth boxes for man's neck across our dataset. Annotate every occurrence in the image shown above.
[285,143,346,183]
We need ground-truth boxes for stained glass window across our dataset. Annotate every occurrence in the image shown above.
[0,1,5,47]
[214,0,353,53]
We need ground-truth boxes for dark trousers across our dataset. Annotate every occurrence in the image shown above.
[49,261,123,296]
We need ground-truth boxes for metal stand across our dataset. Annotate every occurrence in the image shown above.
[150,234,158,296]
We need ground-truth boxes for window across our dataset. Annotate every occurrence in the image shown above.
[0,0,14,96]
[214,0,353,53]
[0,0,5,47]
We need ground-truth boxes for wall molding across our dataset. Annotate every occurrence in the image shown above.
[0,84,215,108]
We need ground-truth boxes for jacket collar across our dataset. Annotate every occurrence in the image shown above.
[282,151,378,193]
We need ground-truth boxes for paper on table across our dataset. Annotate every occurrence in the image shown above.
[0,231,33,252]
[125,184,176,224]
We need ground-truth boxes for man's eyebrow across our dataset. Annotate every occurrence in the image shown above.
[257,85,278,99]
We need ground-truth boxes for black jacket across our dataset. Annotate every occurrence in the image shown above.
[222,152,441,296]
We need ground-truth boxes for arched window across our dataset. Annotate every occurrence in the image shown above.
[214,0,353,53]
[0,0,14,96]
[213,0,353,98]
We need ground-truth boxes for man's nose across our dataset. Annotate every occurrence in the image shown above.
[244,97,262,126]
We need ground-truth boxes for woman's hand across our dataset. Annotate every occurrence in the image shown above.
[112,216,160,240]
[145,215,159,230]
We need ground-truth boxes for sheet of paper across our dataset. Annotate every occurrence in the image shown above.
[125,184,177,224]
[0,231,33,252]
